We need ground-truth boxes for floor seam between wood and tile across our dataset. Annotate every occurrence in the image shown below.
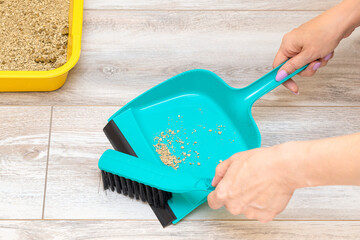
[41,106,53,220]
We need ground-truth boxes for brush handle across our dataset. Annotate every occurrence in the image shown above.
[243,62,308,104]
[99,149,213,193]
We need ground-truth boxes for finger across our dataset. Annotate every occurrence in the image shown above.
[208,156,242,209]
[225,204,244,215]
[297,60,321,77]
[244,207,276,223]
[282,78,299,95]
[275,51,313,82]
[272,48,289,68]
[243,207,257,220]
[207,191,222,209]
[249,191,294,219]
[323,52,334,62]
[268,192,294,215]
[318,52,334,67]
[254,210,276,223]
[297,52,333,77]
[256,212,276,223]
[212,158,233,187]
[207,181,229,210]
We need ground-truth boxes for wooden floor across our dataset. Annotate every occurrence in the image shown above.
[1,1,360,239]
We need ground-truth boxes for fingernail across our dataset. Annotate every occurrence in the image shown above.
[292,91,299,95]
[324,53,333,61]
[312,61,321,71]
[211,177,215,186]
[275,70,288,82]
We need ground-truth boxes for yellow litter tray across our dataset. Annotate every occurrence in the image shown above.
[0,0,83,92]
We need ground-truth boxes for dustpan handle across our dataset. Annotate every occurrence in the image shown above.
[243,62,308,104]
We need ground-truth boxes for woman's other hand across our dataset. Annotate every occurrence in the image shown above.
[273,0,360,94]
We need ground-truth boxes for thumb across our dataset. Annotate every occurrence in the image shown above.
[275,51,312,82]
[211,158,232,187]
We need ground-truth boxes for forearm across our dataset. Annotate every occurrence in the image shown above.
[329,0,360,37]
[284,133,360,188]
[339,0,360,31]
[305,0,360,41]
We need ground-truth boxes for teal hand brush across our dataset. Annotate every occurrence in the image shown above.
[99,149,214,195]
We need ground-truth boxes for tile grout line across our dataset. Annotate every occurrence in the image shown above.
[41,106,54,220]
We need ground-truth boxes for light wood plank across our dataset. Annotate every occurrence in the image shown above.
[0,11,359,106]
[45,106,360,220]
[44,106,156,219]
[0,220,359,239]
[84,0,338,11]
[0,107,51,219]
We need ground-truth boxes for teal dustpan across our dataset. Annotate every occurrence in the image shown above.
[99,62,307,227]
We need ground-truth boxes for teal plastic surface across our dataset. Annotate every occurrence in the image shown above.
[99,62,307,224]
[99,149,214,193]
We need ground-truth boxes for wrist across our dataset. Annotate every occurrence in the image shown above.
[276,141,321,189]
[278,139,343,189]
[335,0,360,37]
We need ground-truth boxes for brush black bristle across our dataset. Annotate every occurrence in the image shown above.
[103,120,177,227]
[101,170,172,209]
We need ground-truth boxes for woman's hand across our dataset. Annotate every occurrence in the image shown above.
[207,133,360,222]
[274,0,360,94]
[207,143,302,223]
